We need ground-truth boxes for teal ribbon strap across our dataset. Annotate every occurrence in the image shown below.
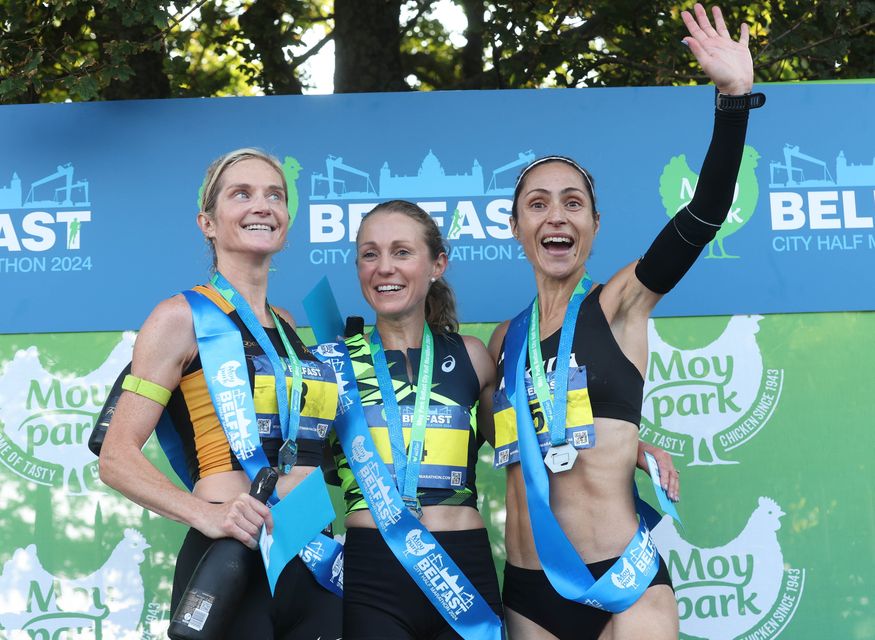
[183,289,341,596]
[505,305,659,612]
[315,341,503,639]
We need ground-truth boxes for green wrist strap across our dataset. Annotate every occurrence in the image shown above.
[122,374,172,407]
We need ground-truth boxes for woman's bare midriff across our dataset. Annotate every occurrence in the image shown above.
[345,504,485,532]
[504,417,641,568]
[191,464,321,502]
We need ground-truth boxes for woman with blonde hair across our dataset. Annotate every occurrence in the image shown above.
[100,148,342,638]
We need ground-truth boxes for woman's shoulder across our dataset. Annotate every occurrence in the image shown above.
[132,293,198,380]
[141,293,194,336]
[486,320,510,361]
[441,332,494,391]
[270,305,297,329]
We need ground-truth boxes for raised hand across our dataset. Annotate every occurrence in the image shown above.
[682,3,754,96]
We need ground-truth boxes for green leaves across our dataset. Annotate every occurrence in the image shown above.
[0,0,871,104]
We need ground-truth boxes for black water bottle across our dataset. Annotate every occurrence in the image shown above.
[168,467,278,640]
[88,362,131,456]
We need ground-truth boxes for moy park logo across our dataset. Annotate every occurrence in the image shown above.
[652,497,805,639]
[0,334,134,493]
[641,316,783,465]
[0,529,150,639]
[659,145,761,258]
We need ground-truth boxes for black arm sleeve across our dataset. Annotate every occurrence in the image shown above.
[635,108,750,294]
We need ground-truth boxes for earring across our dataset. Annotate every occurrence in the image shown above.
[430,277,436,283]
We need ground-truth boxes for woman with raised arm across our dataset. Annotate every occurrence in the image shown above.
[99,148,342,638]
[485,5,761,639]
[327,200,504,639]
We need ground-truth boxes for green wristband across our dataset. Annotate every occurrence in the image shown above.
[122,374,172,407]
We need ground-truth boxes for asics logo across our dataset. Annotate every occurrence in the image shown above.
[441,355,455,373]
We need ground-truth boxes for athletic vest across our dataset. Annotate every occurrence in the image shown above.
[493,284,644,468]
[332,331,482,514]
[167,285,338,483]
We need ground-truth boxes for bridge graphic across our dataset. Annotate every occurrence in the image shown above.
[0,164,91,209]
[769,145,875,188]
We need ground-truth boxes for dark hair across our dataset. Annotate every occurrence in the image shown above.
[511,155,598,221]
[358,200,458,334]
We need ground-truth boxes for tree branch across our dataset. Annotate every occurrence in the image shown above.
[760,19,875,67]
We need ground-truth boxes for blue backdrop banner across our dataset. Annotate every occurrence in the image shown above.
[2,82,874,333]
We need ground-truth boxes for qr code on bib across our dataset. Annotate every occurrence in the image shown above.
[498,449,510,464]
[451,471,463,486]
[573,430,590,447]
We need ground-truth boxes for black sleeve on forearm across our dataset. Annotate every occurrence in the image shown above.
[635,108,750,294]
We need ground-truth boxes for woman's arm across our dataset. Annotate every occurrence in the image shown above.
[475,322,510,447]
[99,295,272,547]
[604,4,758,322]
[637,441,680,503]
[464,334,497,446]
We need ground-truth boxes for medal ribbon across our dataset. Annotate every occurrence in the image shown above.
[370,324,434,514]
[210,272,303,452]
[315,340,502,639]
[505,303,659,611]
[527,274,593,446]
[182,288,342,597]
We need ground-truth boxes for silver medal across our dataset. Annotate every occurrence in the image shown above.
[544,443,577,473]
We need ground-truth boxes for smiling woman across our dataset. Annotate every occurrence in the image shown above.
[98,148,343,638]
[479,4,761,639]
[197,150,290,269]
[327,199,505,639]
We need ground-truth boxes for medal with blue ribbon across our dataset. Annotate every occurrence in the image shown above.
[527,274,593,473]
[210,272,304,474]
[504,274,680,612]
[369,325,434,518]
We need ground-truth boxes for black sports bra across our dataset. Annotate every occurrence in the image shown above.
[497,284,643,427]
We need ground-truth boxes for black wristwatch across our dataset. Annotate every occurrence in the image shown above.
[715,90,766,111]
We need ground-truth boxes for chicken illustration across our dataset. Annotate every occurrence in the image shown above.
[642,315,763,465]
[652,497,786,640]
[282,155,302,226]
[659,144,760,258]
[0,333,135,492]
[0,529,149,639]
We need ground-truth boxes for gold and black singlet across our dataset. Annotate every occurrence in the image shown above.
[167,285,338,483]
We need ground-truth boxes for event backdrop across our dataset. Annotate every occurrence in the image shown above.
[1,82,874,639]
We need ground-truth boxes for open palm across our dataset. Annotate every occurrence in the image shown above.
[682,4,754,96]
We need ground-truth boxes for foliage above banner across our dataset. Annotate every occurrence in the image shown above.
[1,1,872,103]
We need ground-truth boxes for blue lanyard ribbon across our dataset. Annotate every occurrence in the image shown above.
[527,274,592,446]
[184,288,276,498]
[183,288,341,597]
[315,341,503,639]
[505,300,660,612]
[369,326,434,516]
[209,272,303,448]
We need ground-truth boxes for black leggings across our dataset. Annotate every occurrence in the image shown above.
[342,527,504,640]
[503,554,673,640]
[172,528,342,640]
